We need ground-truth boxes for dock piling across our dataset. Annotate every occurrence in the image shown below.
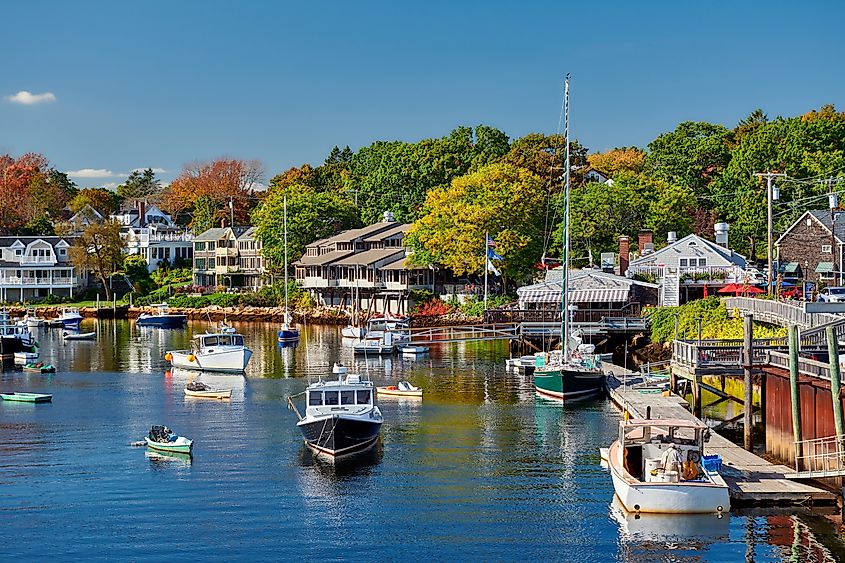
[789,325,803,462]
[743,314,754,451]
[826,326,845,440]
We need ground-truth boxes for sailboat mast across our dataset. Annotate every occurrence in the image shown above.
[562,74,571,359]
[283,194,289,322]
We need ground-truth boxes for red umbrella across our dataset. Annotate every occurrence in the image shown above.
[703,283,708,298]
[741,285,764,295]
[718,283,740,294]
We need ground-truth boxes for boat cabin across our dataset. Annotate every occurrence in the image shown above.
[306,374,375,416]
[192,333,245,352]
[619,418,710,483]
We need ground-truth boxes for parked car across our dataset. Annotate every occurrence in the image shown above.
[818,287,845,302]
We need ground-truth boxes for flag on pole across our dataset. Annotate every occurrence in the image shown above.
[486,234,497,248]
[486,258,501,276]
[487,247,504,261]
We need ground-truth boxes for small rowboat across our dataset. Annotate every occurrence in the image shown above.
[145,425,193,454]
[23,363,56,374]
[184,382,232,400]
[400,345,429,355]
[145,436,194,454]
[377,382,423,398]
[0,392,52,403]
[63,331,96,340]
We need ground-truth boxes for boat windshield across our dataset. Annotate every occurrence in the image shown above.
[218,335,232,346]
[308,391,323,406]
[232,335,243,346]
[203,336,219,347]
[340,390,355,405]
[356,390,371,404]
[324,391,339,405]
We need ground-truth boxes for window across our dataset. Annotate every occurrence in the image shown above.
[698,258,706,266]
[232,335,244,346]
[218,335,232,346]
[679,258,688,267]
[308,392,323,406]
[196,242,206,251]
[208,242,216,251]
[14,249,22,256]
[196,258,206,270]
[204,336,219,346]
[59,249,66,256]
[324,391,339,405]
[823,245,832,254]
[341,390,355,405]
[356,390,371,404]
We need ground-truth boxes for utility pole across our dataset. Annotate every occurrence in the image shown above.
[229,197,235,227]
[754,171,786,296]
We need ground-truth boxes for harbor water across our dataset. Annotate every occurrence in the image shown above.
[1,320,843,561]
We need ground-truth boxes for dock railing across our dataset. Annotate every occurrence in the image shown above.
[765,350,831,381]
[672,339,785,371]
[724,296,841,328]
[794,435,845,477]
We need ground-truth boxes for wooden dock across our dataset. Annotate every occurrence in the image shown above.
[603,363,836,506]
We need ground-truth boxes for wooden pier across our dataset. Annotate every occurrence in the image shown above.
[603,363,836,507]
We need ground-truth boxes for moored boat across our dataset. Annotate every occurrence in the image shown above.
[165,331,252,373]
[136,303,188,328]
[0,308,37,354]
[145,425,193,454]
[63,331,96,340]
[276,194,301,344]
[184,381,232,399]
[0,392,52,403]
[377,381,423,398]
[22,363,56,374]
[289,364,383,458]
[607,418,729,514]
[54,307,83,329]
[400,345,429,355]
[353,331,395,355]
[13,351,39,365]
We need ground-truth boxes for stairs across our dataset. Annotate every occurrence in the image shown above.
[660,271,680,307]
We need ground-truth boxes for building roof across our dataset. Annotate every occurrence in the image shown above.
[363,223,410,242]
[192,227,249,241]
[238,226,259,240]
[322,221,404,244]
[295,250,354,266]
[518,269,657,304]
[628,233,747,268]
[0,236,75,247]
[381,256,414,270]
[332,248,405,267]
[775,210,845,246]
[816,262,834,273]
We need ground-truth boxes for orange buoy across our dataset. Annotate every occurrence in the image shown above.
[164,352,173,361]
[187,354,196,363]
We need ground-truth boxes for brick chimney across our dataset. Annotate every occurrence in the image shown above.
[638,230,653,255]
[619,236,629,276]
[137,199,146,228]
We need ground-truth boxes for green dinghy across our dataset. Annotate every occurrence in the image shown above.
[0,392,52,403]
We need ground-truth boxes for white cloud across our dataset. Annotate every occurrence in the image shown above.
[131,167,167,174]
[5,91,56,105]
[67,168,120,178]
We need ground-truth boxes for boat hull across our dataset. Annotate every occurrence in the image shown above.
[0,393,52,403]
[277,328,300,342]
[297,415,382,457]
[353,344,394,355]
[136,314,187,328]
[169,348,253,373]
[341,326,366,339]
[608,441,729,514]
[533,368,604,400]
[145,437,193,454]
[63,332,96,340]
[377,386,423,398]
[184,388,232,399]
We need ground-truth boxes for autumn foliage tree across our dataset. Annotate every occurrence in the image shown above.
[0,153,77,234]
[68,221,125,301]
[165,158,263,230]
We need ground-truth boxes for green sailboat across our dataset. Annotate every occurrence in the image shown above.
[533,74,605,401]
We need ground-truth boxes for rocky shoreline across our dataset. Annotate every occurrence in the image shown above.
[5,305,484,327]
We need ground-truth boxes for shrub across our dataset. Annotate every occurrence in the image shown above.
[412,299,455,317]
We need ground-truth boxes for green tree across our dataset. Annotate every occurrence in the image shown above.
[191,195,219,235]
[252,183,360,273]
[117,168,162,200]
[406,163,547,283]
[69,221,126,301]
[68,188,120,217]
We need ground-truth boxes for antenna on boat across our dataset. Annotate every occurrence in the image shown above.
[561,73,572,360]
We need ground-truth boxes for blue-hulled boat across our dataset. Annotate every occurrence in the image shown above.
[276,194,300,344]
[136,303,188,328]
[54,307,83,329]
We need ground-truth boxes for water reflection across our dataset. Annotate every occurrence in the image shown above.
[145,448,193,469]
[611,496,730,541]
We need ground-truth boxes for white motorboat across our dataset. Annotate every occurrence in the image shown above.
[14,351,39,365]
[607,418,729,514]
[165,331,253,373]
[289,364,382,458]
[54,307,83,329]
[21,308,46,328]
[184,381,232,399]
[63,331,96,340]
[353,332,395,355]
[341,325,366,339]
[0,308,37,350]
[400,345,429,355]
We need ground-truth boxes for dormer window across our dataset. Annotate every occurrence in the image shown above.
[15,249,22,256]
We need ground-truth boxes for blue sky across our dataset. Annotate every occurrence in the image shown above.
[2,0,843,188]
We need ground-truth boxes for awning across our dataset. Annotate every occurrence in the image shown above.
[781,262,800,274]
[816,262,834,274]
[518,287,630,304]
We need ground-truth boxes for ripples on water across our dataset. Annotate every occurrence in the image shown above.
[0,320,843,561]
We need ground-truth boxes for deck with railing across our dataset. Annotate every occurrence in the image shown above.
[723,296,841,328]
